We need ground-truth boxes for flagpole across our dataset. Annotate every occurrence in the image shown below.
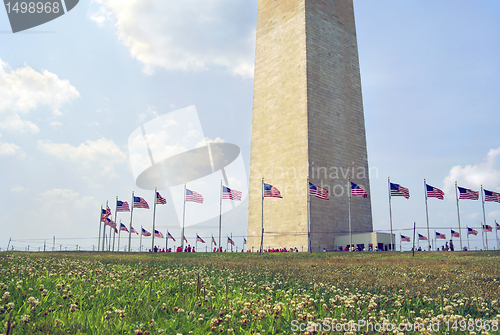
[196,232,198,251]
[107,200,113,251]
[166,230,169,251]
[117,220,121,252]
[103,200,108,251]
[450,227,453,249]
[481,185,488,251]
[113,196,118,252]
[484,223,488,250]
[226,236,228,252]
[481,222,485,250]
[181,184,186,250]
[348,175,352,252]
[307,177,311,253]
[424,179,431,251]
[260,178,264,253]
[434,229,436,251]
[152,187,157,252]
[231,233,233,252]
[140,225,143,252]
[388,177,394,251]
[412,222,416,256]
[454,181,463,251]
[219,180,222,251]
[496,220,499,251]
[98,205,103,252]
[466,225,470,251]
[128,191,134,253]
[399,233,401,252]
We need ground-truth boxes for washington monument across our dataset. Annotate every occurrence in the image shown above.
[247,0,372,251]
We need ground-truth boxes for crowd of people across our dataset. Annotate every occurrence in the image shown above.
[148,245,196,252]
[146,245,302,253]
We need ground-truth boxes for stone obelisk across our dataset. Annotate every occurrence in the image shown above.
[247,0,372,252]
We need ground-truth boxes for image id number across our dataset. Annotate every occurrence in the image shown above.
[5,2,60,14]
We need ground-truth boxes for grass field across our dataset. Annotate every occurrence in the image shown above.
[0,251,499,334]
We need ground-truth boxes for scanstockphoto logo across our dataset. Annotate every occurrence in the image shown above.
[3,0,79,33]
[128,106,248,227]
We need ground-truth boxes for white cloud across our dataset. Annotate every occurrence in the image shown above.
[40,188,81,202]
[443,148,500,194]
[38,138,127,179]
[137,105,159,124]
[488,210,500,218]
[29,189,99,238]
[87,1,112,27]
[196,136,225,148]
[50,121,62,128]
[0,141,24,157]
[11,185,28,193]
[0,59,80,133]
[89,0,256,77]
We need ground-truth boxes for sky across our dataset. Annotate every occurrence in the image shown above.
[1,0,499,252]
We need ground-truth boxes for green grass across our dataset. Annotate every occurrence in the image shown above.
[0,251,499,334]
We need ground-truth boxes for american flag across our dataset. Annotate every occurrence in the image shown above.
[484,189,500,203]
[120,222,129,233]
[186,189,203,203]
[228,237,235,246]
[467,227,478,235]
[496,221,500,231]
[116,200,130,212]
[401,235,410,242]
[222,186,242,201]
[264,183,282,198]
[351,182,369,198]
[196,235,205,243]
[183,235,188,242]
[436,232,446,239]
[418,233,428,241]
[134,196,150,209]
[154,230,164,238]
[483,225,493,232]
[101,208,109,222]
[167,231,176,241]
[105,217,116,229]
[458,186,479,200]
[426,184,444,200]
[390,182,410,199]
[142,228,151,237]
[244,238,247,244]
[211,235,217,246]
[451,229,460,238]
[106,205,112,217]
[309,182,329,200]
[156,191,167,205]
[131,227,139,235]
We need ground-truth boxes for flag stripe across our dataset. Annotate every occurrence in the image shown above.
[134,196,150,209]
[264,183,282,198]
[458,186,479,200]
[186,189,204,203]
[390,182,410,199]
[222,186,242,201]
[116,200,130,212]
[309,182,329,200]
[156,192,167,205]
[426,184,444,200]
